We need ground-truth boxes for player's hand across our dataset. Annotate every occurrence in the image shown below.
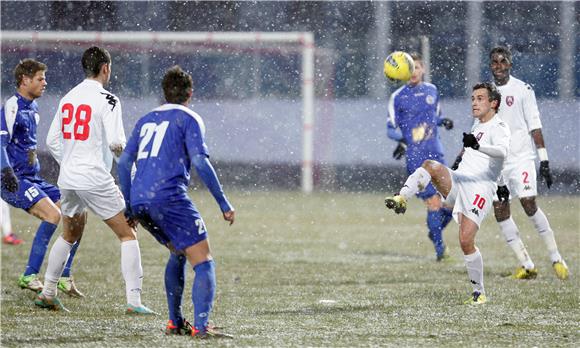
[1,167,19,193]
[441,118,454,130]
[496,185,510,202]
[223,210,235,226]
[462,133,480,150]
[124,208,139,229]
[539,161,553,189]
[451,155,462,171]
[392,142,407,160]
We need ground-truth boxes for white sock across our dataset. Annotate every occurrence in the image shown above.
[1,200,12,236]
[399,167,431,200]
[42,236,74,298]
[529,208,562,263]
[464,248,484,294]
[121,240,143,307]
[499,217,534,269]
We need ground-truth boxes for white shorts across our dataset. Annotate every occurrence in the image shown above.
[496,160,537,199]
[60,183,125,220]
[444,168,495,228]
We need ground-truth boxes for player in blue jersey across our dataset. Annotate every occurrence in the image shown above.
[0,59,83,297]
[118,66,235,339]
[386,53,454,261]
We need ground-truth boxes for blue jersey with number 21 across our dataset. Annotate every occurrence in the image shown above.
[124,104,208,205]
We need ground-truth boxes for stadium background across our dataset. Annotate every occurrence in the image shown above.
[1,1,578,193]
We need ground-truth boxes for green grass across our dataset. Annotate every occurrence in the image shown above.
[2,191,579,347]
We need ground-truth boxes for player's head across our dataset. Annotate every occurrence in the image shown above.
[408,52,424,86]
[162,65,193,105]
[82,46,112,84]
[14,58,47,99]
[471,82,501,120]
[489,46,512,83]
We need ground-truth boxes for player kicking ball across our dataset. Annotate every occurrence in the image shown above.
[385,82,510,304]
[118,66,235,338]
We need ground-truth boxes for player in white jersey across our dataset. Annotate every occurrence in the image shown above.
[489,46,568,280]
[36,47,155,314]
[385,83,510,304]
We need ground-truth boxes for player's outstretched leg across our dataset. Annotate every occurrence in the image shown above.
[385,166,434,215]
[165,253,189,334]
[528,207,569,280]
[57,240,85,298]
[19,221,58,292]
[37,236,74,311]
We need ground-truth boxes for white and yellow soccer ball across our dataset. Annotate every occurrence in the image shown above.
[383,51,415,81]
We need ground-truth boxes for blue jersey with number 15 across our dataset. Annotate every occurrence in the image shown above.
[124,104,208,205]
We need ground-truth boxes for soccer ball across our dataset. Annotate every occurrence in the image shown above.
[383,51,415,81]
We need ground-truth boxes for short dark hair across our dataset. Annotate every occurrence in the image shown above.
[410,52,422,62]
[14,59,47,87]
[489,46,512,63]
[473,82,502,112]
[82,46,111,77]
[162,65,193,104]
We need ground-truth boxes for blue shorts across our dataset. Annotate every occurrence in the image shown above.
[1,176,60,211]
[132,199,207,252]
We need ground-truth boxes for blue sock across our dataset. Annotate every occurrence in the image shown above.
[61,241,80,278]
[192,260,216,332]
[24,221,58,276]
[427,210,446,257]
[440,207,453,229]
[165,253,187,327]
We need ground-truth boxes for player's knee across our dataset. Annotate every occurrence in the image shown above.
[45,208,62,225]
[493,201,510,222]
[458,230,476,253]
[520,198,537,216]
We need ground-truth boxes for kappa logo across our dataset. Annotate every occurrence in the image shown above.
[524,185,531,191]
[506,96,514,106]
[470,208,480,217]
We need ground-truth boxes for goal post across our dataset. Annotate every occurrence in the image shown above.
[1,30,316,193]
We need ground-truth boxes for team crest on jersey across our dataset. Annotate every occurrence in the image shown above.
[425,95,435,105]
[475,132,484,141]
[506,96,514,106]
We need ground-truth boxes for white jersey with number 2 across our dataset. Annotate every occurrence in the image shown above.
[46,79,126,190]
[495,75,542,167]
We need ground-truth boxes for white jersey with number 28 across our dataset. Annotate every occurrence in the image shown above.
[46,79,126,190]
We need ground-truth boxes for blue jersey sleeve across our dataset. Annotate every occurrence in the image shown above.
[192,154,233,213]
[1,107,11,170]
[184,116,209,158]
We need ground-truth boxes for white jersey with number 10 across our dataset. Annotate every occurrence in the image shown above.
[46,79,126,190]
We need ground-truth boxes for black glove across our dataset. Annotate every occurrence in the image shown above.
[496,185,510,202]
[539,161,553,189]
[440,118,454,130]
[1,167,19,193]
[462,133,480,150]
[392,141,407,160]
[451,155,462,171]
